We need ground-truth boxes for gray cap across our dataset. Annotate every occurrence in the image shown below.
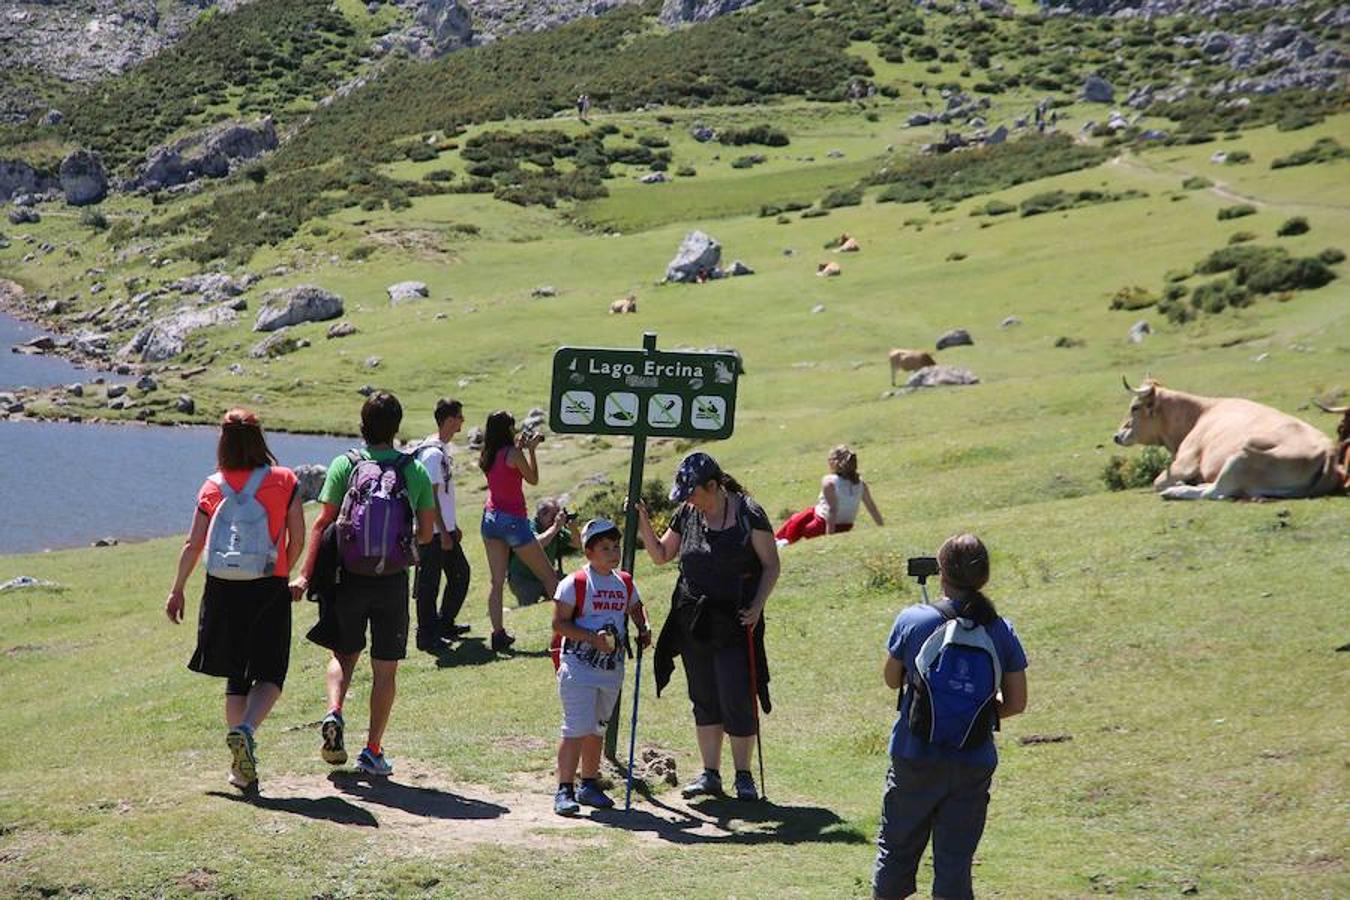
[581,517,621,548]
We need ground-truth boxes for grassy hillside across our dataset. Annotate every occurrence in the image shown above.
[1,1,1348,896]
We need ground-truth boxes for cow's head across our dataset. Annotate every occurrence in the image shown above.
[1314,399,1350,444]
[1114,376,1163,446]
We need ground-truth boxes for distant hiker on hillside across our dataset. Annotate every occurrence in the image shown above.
[635,451,780,802]
[508,497,580,607]
[478,410,561,652]
[550,518,650,816]
[412,398,472,653]
[293,391,437,777]
[165,408,305,794]
[776,445,884,545]
[873,534,1029,900]
[576,93,591,120]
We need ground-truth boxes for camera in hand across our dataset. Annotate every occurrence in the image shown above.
[907,556,939,581]
[521,426,545,444]
[560,507,578,524]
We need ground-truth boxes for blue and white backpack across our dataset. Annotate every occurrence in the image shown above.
[204,466,278,580]
[906,599,1002,750]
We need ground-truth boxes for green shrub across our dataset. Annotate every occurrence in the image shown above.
[1190,278,1249,313]
[675,165,696,177]
[1244,256,1336,294]
[1276,216,1309,237]
[1194,244,1287,277]
[448,222,480,235]
[1223,150,1252,164]
[1102,446,1172,491]
[637,135,670,148]
[1110,285,1157,310]
[820,187,863,209]
[801,208,830,218]
[244,165,267,185]
[1228,231,1257,244]
[1181,175,1212,190]
[718,124,790,147]
[1317,247,1345,265]
[1217,204,1257,220]
[730,154,766,169]
[1020,190,1070,217]
[759,204,782,218]
[423,169,456,182]
[80,209,108,231]
[979,199,1016,216]
[1163,282,1188,302]
[1270,137,1346,169]
[405,142,438,162]
[1164,268,1191,283]
[347,244,376,261]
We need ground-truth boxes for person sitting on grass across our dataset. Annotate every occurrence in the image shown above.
[551,518,650,816]
[776,445,883,545]
[508,498,581,607]
[165,408,305,794]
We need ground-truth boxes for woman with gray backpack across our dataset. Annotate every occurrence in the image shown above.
[164,408,306,794]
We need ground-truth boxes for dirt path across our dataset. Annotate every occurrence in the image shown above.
[203,760,856,852]
[1108,153,1350,212]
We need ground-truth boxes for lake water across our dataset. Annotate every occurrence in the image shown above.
[0,419,354,555]
[0,308,120,391]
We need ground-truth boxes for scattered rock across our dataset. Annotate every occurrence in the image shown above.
[935,328,974,350]
[531,285,557,298]
[327,321,358,339]
[727,260,754,276]
[639,171,670,184]
[91,537,119,548]
[227,363,245,376]
[7,208,39,226]
[1000,316,1022,328]
[135,374,158,392]
[59,149,108,206]
[904,366,980,389]
[1128,320,1152,344]
[250,329,304,359]
[133,118,278,191]
[665,230,721,283]
[0,576,63,593]
[254,285,343,332]
[985,125,1009,145]
[105,384,127,399]
[294,464,328,502]
[120,304,238,362]
[660,0,756,25]
[811,304,826,314]
[357,384,375,396]
[1083,76,1114,103]
[175,395,195,414]
[467,426,484,450]
[387,281,429,305]
[907,112,934,126]
[1054,336,1085,348]
[690,125,717,142]
[66,383,84,397]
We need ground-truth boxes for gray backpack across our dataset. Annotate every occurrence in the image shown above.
[204,466,278,580]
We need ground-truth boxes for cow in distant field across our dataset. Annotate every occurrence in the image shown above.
[1113,377,1343,500]
[834,234,861,253]
[889,349,937,385]
[1314,399,1350,490]
[610,295,637,314]
[817,262,842,277]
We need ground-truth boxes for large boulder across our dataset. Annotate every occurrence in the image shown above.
[936,328,974,350]
[665,231,722,283]
[254,285,344,332]
[905,366,980,389]
[1083,76,1115,104]
[59,150,108,206]
[387,281,429,304]
[250,328,308,359]
[120,304,239,362]
[660,0,756,25]
[133,118,278,191]
[0,160,58,202]
[294,464,328,502]
[170,272,257,304]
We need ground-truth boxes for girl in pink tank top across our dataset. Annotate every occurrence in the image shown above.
[477,410,561,650]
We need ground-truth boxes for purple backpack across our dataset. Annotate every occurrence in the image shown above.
[337,450,417,576]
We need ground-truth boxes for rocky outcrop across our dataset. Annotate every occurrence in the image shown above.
[936,328,974,350]
[131,118,277,191]
[665,231,721,283]
[169,271,258,304]
[250,328,307,358]
[0,161,58,203]
[660,0,758,24]
[294,464,327,502]
[387,281,429,304]
[253,285,344,332]
[59,150,109,206]
[904,366,980,389]
[120,304,239,362]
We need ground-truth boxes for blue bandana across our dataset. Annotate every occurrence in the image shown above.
[670,452,722,502]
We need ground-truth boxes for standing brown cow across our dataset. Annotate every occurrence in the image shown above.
[888,349,937,386]
[1113,377,1343,500]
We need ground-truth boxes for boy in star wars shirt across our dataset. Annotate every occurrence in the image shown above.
[550,518,650,816]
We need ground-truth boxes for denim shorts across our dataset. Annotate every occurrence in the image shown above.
[480,508,535,547]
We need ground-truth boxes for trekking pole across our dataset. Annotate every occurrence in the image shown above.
[624,642,643,812]
[745,623,766,801]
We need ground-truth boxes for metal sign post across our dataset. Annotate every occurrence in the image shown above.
[549,332,740,759]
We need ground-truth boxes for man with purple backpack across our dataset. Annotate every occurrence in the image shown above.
[292,392,436,776]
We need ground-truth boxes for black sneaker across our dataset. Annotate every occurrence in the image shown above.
[734,770,759,801]
[490,630,516,652]
[681,769,724,799]
[444,623,472,639]
[320,711,346,765]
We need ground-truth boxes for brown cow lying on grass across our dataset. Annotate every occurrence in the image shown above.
[888,349,937,385]
[1113,377,1344,500]
[610,295,637,314]
[816,262,842,277]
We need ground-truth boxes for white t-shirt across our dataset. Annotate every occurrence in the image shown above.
[815,473,864,524]
[554,564,642,687]
[417,442,457,532]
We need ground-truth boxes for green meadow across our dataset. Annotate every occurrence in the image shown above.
[2,30,1349,899]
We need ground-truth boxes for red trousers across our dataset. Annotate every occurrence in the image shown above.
[775,508,853,544]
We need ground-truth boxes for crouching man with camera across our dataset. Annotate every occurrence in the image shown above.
[874,535,1028,900]
[508,498,581,607]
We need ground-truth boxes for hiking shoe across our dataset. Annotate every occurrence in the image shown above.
[226,727,258,786]
[227,768,258,794]
[681,769,724,799]
[444,623,472,639]
[734,770,759,802]
[577,780,615,809]
[355,747,393,777]
[553,785,580,817]
[490,629,516,652]
[320,711,347,766]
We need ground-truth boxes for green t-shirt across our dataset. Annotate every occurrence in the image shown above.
[507,525,571,582]
[319,447,435,512]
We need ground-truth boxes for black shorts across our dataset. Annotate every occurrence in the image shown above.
[682,643,757,737]
[331,570,410,661]
[188,575,291,691]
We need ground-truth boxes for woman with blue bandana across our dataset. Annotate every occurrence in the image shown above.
[635,451,780,801]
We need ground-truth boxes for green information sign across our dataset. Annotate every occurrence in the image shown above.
[549,343,739,440]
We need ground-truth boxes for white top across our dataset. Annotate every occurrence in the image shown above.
[417,442,457,532]
[815,474,864,524]
[554,565,642,687]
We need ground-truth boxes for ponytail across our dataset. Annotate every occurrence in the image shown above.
[718,472,746,495]
[829,445,860,484]
[938,533,998,621]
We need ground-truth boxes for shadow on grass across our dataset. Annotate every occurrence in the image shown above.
[327,772,509,820]
[588,794,869,846]
[435,636,550,668]
[206,790,378,828]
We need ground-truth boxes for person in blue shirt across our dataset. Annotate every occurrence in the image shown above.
[874,534,1028,900]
